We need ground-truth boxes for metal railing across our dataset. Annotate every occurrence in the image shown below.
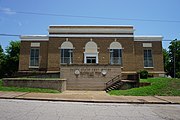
[105,75,121,88]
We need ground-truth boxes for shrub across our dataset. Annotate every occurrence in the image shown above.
[138,70,148,79]
[176,72,180,78]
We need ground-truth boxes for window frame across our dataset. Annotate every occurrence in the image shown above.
[60,49,73,64]
[29,47,40,68]
[110,49,122,65]
[84,53,98,64]
[144,49,154,68]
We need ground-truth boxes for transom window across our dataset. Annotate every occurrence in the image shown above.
[86,57,96,63]
[30,48,39,67]
[109,41,122,65]
[144,49,153,67]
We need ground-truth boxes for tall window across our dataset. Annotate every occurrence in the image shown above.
[110,49,122,64]
[144,49,153,67]
[61,49,73,64]
[110,41,122,65]
[30,48,39,67]
[84,40,98,64]
[60,40,73,64]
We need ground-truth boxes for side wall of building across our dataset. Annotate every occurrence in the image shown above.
[134,41,164,76]
[19,41,48,71]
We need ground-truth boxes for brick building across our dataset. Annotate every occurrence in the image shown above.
[19,25,164,90]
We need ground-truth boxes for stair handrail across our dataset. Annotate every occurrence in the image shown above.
[105,75,121,88]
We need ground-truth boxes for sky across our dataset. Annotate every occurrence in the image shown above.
[0,0,180,50]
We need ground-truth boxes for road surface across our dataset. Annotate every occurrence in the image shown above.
[0,99,179,120]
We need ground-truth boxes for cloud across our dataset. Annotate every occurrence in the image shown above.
[0,7,16,15]
[18,22,22,27]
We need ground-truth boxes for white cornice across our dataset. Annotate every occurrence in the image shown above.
[134,36,163,41]
[48,28,134,34]
[20,35,49,41]
[20,34,134,41]
[20,35,163,41]
[49,34,134,38]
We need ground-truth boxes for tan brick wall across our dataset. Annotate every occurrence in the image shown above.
[19,41,31,71]
[118,38,136,71]
[47,37,62,71]
[47,37,136,72]
[39,42,48,70]
[60,65,121,90]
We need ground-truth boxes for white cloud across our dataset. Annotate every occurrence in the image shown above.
[0,7,16,15]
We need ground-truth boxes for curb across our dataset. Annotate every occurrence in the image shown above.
[0,97,179,105]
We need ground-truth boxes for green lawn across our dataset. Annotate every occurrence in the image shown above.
[0,79,60,93]
[108,77,180,96]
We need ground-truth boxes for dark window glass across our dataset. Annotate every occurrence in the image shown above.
[61,49,73,64]
[144,49,153,67]
[30,48,39,66]
[110,49,122,65]
[86,57,96,63]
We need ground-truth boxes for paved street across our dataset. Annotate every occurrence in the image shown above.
[0,99,179,120]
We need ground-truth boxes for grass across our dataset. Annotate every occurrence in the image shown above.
[108,77,180,96]
[0,79,60,93]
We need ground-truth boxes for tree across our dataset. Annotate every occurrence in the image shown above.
[163,48,170,73]
[0,45,5,78]
[4,41,20,77]
[168,39,180,78]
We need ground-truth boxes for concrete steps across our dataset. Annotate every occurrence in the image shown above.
[105,81,123,92]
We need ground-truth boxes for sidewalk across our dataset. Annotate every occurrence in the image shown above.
[0,91,179,104]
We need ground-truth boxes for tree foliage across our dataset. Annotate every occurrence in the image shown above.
[0,45,5,78]
[164,39,180,78]
[0,41,20,78]
[163,49,169,72]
